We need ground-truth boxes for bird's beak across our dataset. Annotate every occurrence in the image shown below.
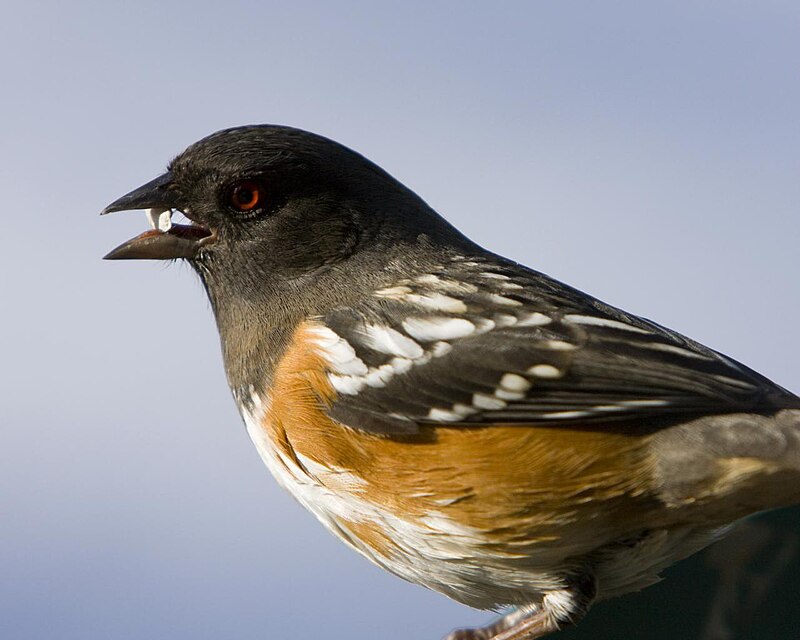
[101,172,215,260]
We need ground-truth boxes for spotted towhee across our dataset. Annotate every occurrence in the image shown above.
[103,125,800,640]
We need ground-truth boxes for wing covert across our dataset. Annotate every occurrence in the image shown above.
[307,255,798,435]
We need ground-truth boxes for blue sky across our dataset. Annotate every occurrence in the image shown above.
[1,2,799,639]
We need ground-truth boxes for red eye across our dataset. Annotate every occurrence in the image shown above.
[228,180,263,212]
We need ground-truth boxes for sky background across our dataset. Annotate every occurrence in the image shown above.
[1,2,799,639]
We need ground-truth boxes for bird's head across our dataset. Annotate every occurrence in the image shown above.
[104,125,473,298]
[103,125,475,377]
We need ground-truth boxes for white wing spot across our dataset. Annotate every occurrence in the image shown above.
[407,293,468,313]
[495,389,525,400]
[564,314,651,334]
[427,402,478,421]
[619,399,670,407]
[402,317,476,342]
[327,355,368,376]
[472,393,507,410]
[363,324,425,359]
[493,313,518,327]
[643,342,712,360]
[494,373,531,400]
[473,317,497,334]
[389,357,413,374]
[712,374,757,390]
[427,408,463,422]
[716,354,747,374]
[543,339,577,351]
[500,373,531,393]
[306,325,341,347]
[431,341,453,357]
[307,326,368,375]
[452,403,478,417]
[485,293,523,307]
[329,374,366,395]
[517,312,552,327]
[593,404,625,412]
[527,364,563,379]
[540,410,591,419]
[363,364,395,388]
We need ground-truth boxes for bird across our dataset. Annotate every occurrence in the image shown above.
[102,124,800,640]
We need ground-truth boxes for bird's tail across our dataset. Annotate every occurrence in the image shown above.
[651,409,800,521]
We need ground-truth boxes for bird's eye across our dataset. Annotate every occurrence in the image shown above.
[227,180,264,212]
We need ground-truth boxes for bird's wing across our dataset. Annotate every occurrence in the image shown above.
[312,255,798,435]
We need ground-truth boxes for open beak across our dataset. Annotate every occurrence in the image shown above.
[101,172,215,260]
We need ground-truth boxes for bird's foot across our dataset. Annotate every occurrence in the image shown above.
[443,574,596,640]
[443,607,555,640]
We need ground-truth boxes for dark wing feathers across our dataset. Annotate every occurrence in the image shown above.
[320,255,799,435]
